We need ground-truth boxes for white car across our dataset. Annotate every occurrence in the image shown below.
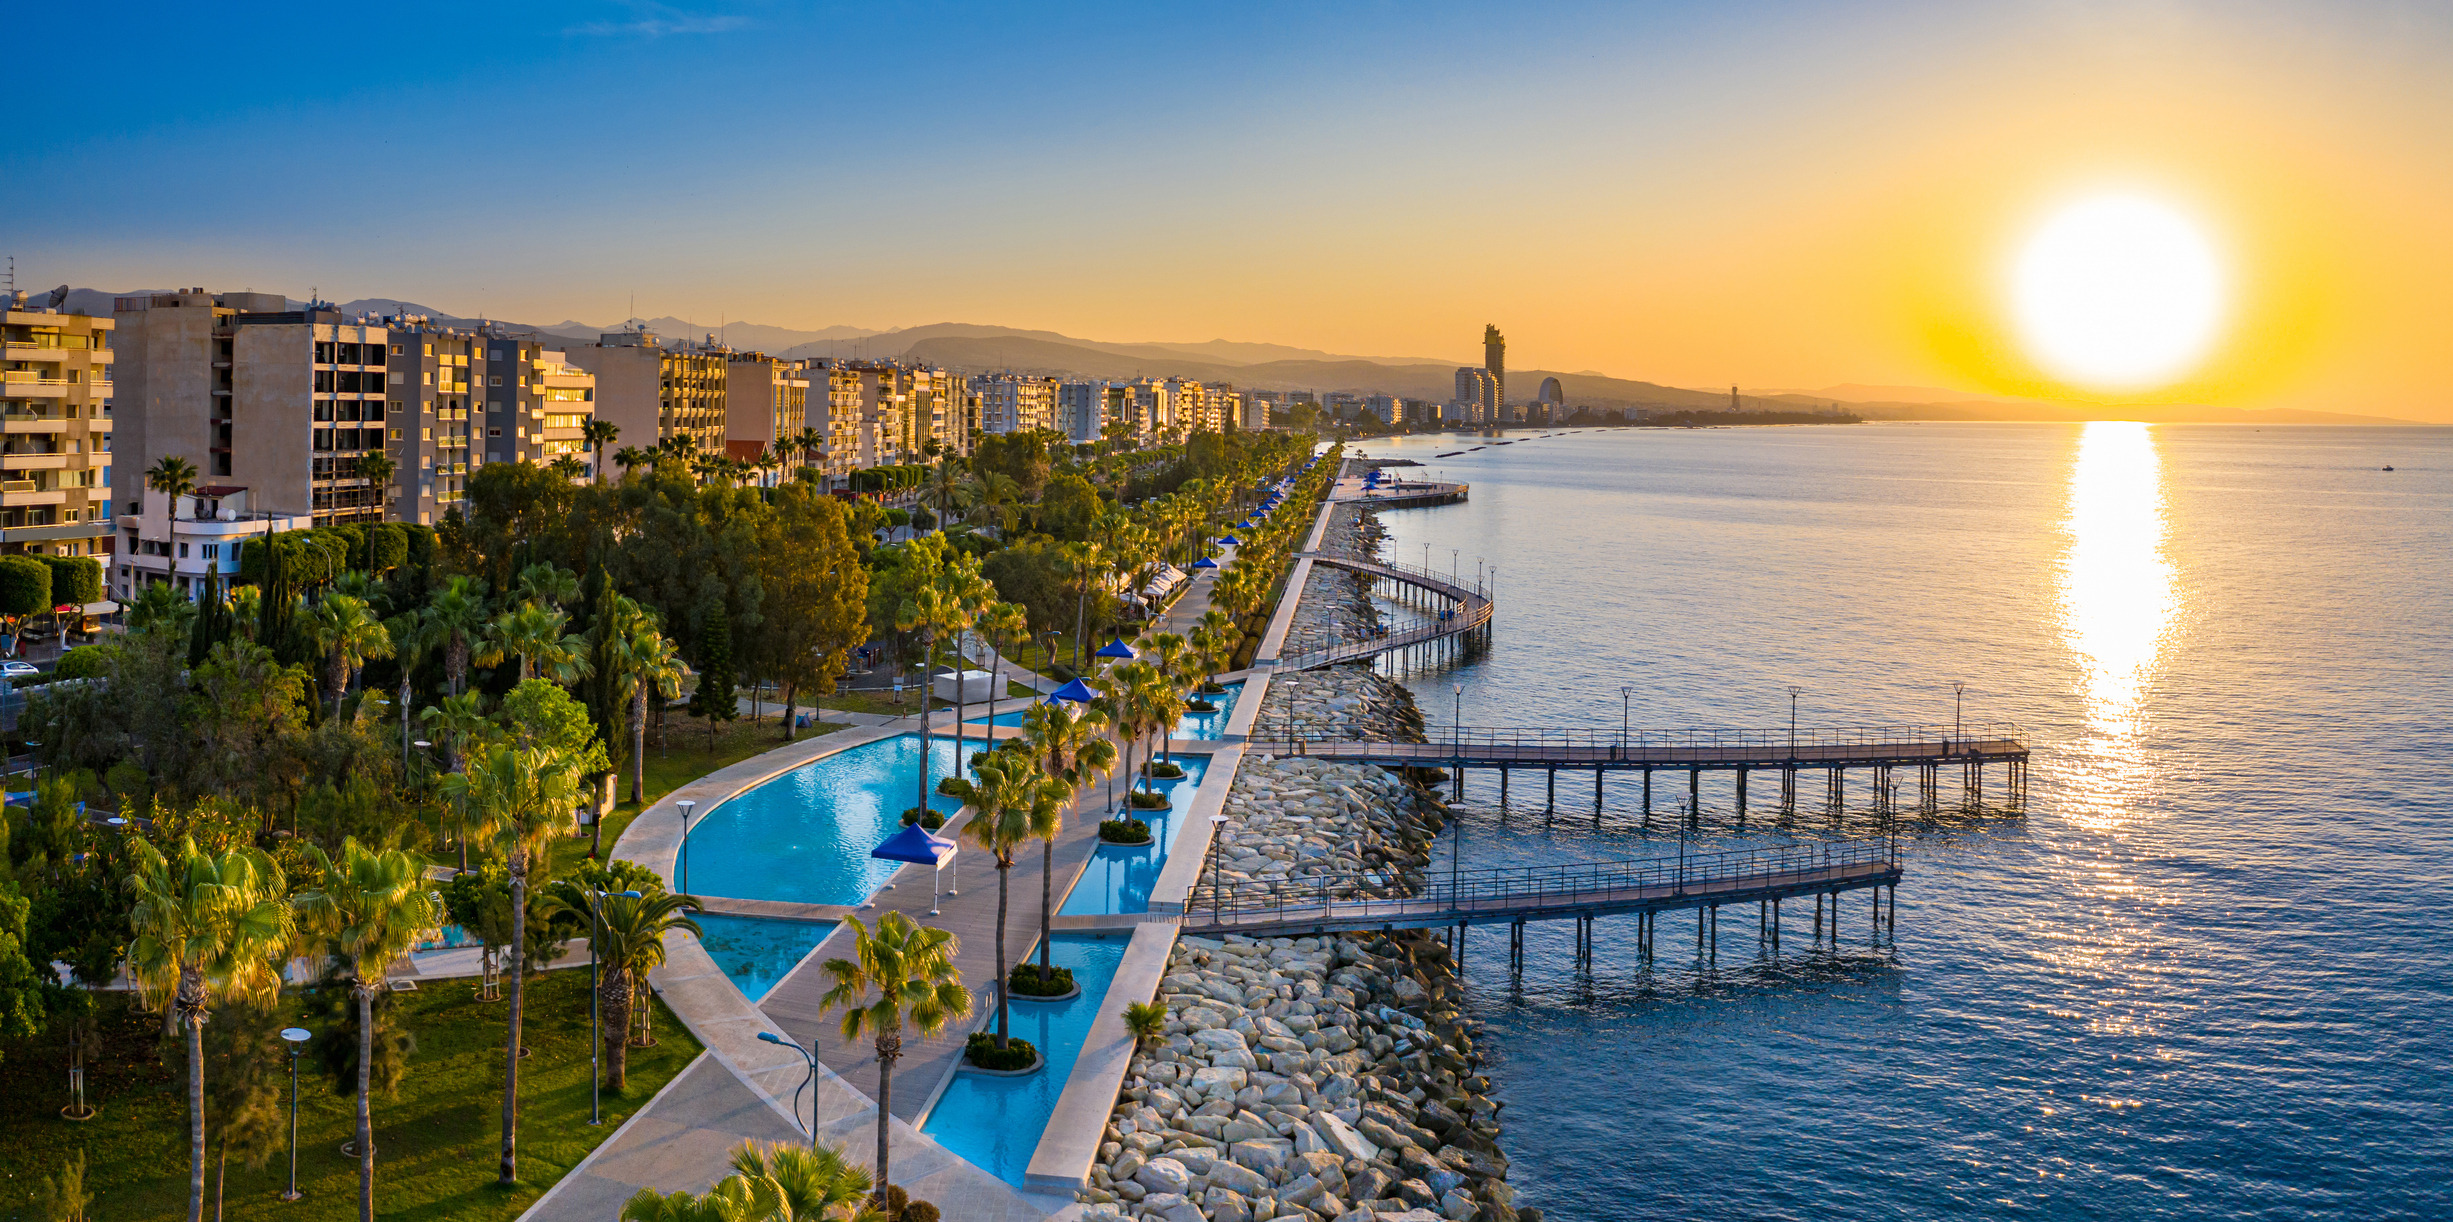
[0,661,41,680]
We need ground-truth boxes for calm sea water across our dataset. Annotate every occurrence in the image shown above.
[1350,423,2453,1221]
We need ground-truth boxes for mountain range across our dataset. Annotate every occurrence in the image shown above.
[45,289,2422,425]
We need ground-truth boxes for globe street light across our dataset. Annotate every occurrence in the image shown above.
[279,1027,312,1200]
[589,889,642,1125]
[676,800,697,895]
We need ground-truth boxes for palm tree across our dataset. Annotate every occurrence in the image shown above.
[612,446,646,479]
[1020,702,1114,986]
[582,420,621,483]
[426,576,497,696]
[892,538,983,816]
[293,840,443,1222]
[1054,542,1104,671]
[514,563,582,610]
[817,912,968,1198]
[444,742,585,1186]
[147,454,199,517]
[309,594,394,715]
[418,691,495,872]
[940,752,1064,1049]
[384,609,443,760]
[546,889,700,1088]
[726,1141,874,1219]
[491,601,589,684]
[126,838,294,1222]
[974,600,1027,734]
[610,625,686,804]
[359,452,396,516]
[549,453,588,482]
[791,426,826,481]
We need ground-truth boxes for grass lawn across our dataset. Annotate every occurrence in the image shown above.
[0,967,700,1222]
[551,710,844,879]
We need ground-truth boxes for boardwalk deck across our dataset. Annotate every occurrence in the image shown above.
[1282,552,1494,671]
[1257,724,2030,772]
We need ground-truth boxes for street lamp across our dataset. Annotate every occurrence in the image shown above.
[279,1027,311,1200]
[756,1031,821,1149]
[1787,685,1803,755]
[589,889,643,1125]
[1620,685,1634,751]
[1207,813,1231,921]
[676,800,698,895]
[1951,681,1966,751]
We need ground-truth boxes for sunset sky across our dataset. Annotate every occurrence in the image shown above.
[14,1,2451,419]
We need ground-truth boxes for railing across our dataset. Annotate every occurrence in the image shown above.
[1281,600,1496,670]
[1189,835,1899,924]
[1303,552,1487,599]
[1260,721,2028,758]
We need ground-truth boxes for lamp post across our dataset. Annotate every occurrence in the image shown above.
[676,800,697,895]
[589,889,642,1125]
[1951,681,1965,751]
[1207,812,1230,921]
[756,1031,821,1148]
[1620,685,1634,753]
[1787,685,1802,755]
[279,1027,311,1201]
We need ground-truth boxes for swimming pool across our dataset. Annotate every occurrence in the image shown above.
[919,933,1129,1184]
[1060,752,1211,916]
[1176,681,1244,739]
[691,913,836,1003]
[680,733,982,906]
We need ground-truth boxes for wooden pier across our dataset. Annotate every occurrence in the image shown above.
[1282,552,1494,671]
[1183,836,1901,963]
[1252,723,2031,814]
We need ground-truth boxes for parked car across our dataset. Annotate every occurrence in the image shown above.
[0,661,41,680]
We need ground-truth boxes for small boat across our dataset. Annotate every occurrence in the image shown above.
[2383,465,2395,471]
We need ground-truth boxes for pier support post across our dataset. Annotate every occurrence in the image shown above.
[1689,768,1700,821]
[1772,898,1780,953]
[1814,892,1823,941]
[1546,768,1556,826]
[1500,768,1509,807]
[1594,768,1603,824]
[1736,768,1748,818]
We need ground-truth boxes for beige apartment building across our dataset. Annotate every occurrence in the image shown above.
[0,294,116,560]
[724,353,809,477]
[973,374,1059,436]
[114,290,390,530]
[567,329,727,461]
[373,321,595,521]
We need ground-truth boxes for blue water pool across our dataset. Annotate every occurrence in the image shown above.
[920,934,1129,1184]
[962,703,1033,727]
[1061,752,1211,916]
[692,913,836,1002]
[681,733,987,905]
[1177,681,1244,739]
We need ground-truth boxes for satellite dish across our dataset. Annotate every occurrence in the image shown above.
[45,285,68,311]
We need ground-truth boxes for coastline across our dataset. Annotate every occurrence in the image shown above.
[1076,493,1531,1222]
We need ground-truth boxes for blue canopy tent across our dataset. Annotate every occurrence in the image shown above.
[1050,677,1098,704]
[1192,557,1219,570]
[870,823,960,915]
[1095,638,1138,661]
[1217,535,1241,546]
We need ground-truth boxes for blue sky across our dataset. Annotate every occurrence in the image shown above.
[10,2,2452,412]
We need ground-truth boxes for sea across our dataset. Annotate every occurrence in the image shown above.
[1342,422,2453,1221]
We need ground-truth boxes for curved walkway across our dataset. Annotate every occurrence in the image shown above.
[1281,551,1495,671]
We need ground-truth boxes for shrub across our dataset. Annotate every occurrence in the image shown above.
[902,1202,940,1222]
[963,1031,1037,1071]
[54,644,113,680]
[1129,789,1170,810]
[899,806,945,831]
[1008,963,1075,996]
[1143,760,1184,779]
[1123,1001,1167,1048]
[1098,818,1152,844]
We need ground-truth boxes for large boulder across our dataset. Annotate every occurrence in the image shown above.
[1135,1157,1194,1196]
[1204,1187,1255,1222]
[1314,1112,1382,1163]
[1207,1157,1270,1196]
[1230,1139,1293,1178]
[1141,1192,1205,1222]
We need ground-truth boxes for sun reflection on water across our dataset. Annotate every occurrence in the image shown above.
[2058,421,2182,826]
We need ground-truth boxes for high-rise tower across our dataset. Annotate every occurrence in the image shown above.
[1483,324,1506,407]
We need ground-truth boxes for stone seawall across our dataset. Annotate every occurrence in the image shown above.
[1077,502,1537,1222]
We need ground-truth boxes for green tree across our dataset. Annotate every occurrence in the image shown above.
[0,554,54,621]
[685,602,736,752]
[147,454,200,510]
[1020,702,1114,984]
[294,839,443,1222]
[308,593,394,715]
[491,601,588,685]
[545,888,700,1088]
[1037,473,1101,542]
[583,420,621,484]
[939,753,1064,1048]
[611,625,686,804]
[817,912,968,1198]
[0,879,42,1066]
[125,838,294,1222]
[443,741,584,1186]
[725,1141,876,1220]
[751,488,869,741]
[425,576,498,696]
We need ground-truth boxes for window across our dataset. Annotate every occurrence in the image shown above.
[177,543,189,558]
[422,428,432,441]
[488,428,501,438]
[392,344,405,355]
[202,544,219,559]
[489,376,502,387]
[392,428,403,440]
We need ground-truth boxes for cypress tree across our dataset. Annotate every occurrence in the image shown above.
[685,602,735,753]
[258,534,300,666]
[188,567,230,669]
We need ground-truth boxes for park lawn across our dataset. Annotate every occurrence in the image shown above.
[551,710,844,879]
[0,966,700,1222]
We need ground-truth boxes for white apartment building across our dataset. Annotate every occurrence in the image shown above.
[973,374,1059,435]
[114,484,309,601]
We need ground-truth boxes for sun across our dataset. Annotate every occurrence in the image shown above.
[2013,194,2224,392]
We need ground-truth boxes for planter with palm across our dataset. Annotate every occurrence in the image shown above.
[1020,702,1115,988]
[939,753,1065,1051]
[817,912,968,1200]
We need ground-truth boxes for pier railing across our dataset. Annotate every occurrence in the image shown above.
[1259,722,2028,759]
[1188,835,1899,925]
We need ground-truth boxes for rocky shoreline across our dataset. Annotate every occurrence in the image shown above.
[1078,502,1534,1222]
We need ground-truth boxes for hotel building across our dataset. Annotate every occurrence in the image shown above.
[0,294,116,561]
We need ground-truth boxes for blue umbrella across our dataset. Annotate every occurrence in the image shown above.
[1217,535,1242,546]
[1095,638,1138,661]
[1051,677,1098,703]
[871,824,960,914]
[1193,557,1219,570]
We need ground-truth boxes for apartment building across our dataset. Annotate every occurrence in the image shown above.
[114,290,391,528]
[1453,367,1498,422]
[114,484,309,601]
[725,353,809,473]
[1,295,116,560]
[1365,394,1404,425]
[823,361,975,466]
[566,329,727,458]
[378,320,482,521]
[1058,380,1117,444]
[534,351,597,468]
[973,374,1058,436]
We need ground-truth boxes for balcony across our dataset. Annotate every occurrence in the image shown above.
[0,374,70,398]
[1,453,70,471]
[1,411,69,433]
[0,483,67,506]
